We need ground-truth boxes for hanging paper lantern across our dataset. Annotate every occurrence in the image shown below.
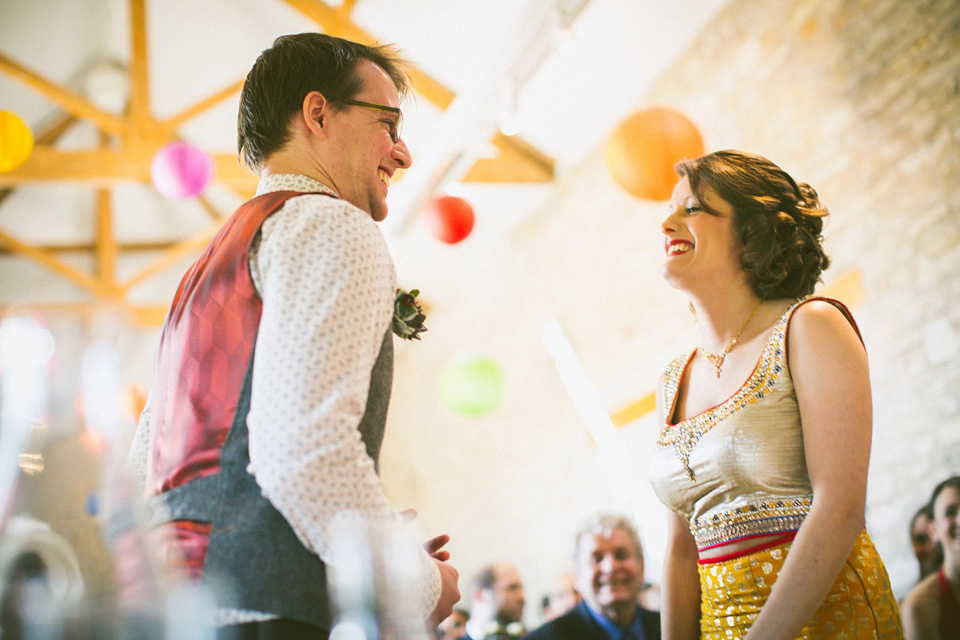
[0,111,34,173]
[605,107,704,201]
[422,195,475,244]
[150,141,214,199]
[437,354,504,417]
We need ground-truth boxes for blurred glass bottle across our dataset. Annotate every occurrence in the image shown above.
[327,510,429,640]
[328,510,379,640]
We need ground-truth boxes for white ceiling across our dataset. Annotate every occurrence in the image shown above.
[0,0,730,254]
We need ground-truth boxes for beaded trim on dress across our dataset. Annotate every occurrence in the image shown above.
[692,497,811,549]
[657,299,803,481]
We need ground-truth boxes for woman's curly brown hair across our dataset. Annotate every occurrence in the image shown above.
[675,150,830,299]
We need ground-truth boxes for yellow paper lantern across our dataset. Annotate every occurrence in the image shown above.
[0,111,34,173]
[605,107,704,201]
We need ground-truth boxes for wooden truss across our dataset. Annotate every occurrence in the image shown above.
[0,0,555,326]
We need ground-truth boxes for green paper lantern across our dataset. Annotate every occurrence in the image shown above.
[438,354,504,417]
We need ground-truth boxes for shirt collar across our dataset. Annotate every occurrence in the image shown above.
[583,601,645,640]
[255,173,339,197]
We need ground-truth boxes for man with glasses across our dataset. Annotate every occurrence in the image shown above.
[130,33,459,639]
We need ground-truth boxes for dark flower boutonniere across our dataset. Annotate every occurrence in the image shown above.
[393,288,427,340]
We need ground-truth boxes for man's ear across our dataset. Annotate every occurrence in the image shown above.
[302,90,328,138]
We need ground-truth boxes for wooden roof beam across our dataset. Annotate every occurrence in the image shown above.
[0,240,186,255]
[0,52,125,135]
[280,0,455,110]
[0,302,169,328]
[119,224,221,294]
[0,228,115,299]
[0,112,78,209]
[127,0,151,126]
[279,0,553,184]
[95,132,118,291]
[462,132,555,183]
[0,147,258,194]
[163,78,245,130]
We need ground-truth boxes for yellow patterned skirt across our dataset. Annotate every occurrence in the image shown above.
[697,530,903,639]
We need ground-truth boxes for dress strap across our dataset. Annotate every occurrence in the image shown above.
[788,296,863,342]
[784,296,864,375]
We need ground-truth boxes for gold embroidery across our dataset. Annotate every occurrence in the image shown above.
[691,497,811,548]
[697,532,904,639]
[657,299,803,480]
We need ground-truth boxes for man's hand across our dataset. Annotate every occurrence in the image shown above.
[398,509,459,623]
[424,533,451,562]
[400,508,451,561]
[427,558,460,628]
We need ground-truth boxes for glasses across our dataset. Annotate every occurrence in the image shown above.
[342,99,403,143]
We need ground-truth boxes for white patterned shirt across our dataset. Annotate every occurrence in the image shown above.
[130,173,440,626]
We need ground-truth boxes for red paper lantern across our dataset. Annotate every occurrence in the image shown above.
[605,107,704,201]
[423,195,475,244]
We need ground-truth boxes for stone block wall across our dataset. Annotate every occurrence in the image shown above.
[627,0,959,596]
[384,0,959,610]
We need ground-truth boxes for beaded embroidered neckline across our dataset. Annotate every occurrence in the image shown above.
[657,299,802,480]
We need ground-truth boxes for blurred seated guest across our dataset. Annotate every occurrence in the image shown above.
[650,150,901,638]
[525,513,660,640]
[538,595,550,625]
[911,503,944,583]
[538,572,581,623]
[462,562,526,639]
[436,607,469,640]
[902,476,960,640]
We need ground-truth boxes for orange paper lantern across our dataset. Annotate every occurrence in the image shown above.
[605,107,704,201]
[422,195,475,244]
[0,111,34,173]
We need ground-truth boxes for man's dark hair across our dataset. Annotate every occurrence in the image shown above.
[237,32,409,172]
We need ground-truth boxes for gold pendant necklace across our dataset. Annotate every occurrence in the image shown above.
[701,301,763,378]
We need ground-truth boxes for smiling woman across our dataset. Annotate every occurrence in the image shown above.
[648,150,903,640]
[901,476,960,640]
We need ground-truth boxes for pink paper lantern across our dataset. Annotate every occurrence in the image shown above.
[150,141,214,199]
[422,195,475,244]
